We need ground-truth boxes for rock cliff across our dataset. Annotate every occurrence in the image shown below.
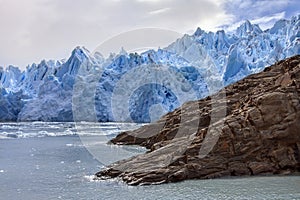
[1,15,299,122]
[96,55,300,185]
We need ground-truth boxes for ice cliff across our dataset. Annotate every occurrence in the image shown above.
[0,15,299,122]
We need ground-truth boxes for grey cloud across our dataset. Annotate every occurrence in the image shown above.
[0,0,232,69]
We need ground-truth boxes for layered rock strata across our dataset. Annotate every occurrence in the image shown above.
[96,55,300,185]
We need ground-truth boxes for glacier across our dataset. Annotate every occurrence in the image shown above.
[0,15,299,122]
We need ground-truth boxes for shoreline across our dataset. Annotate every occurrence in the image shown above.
[96,55,300,185]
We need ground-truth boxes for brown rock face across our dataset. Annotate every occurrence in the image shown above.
[96,55,300,185]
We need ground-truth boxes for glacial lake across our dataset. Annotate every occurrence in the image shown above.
[0,122,299,200]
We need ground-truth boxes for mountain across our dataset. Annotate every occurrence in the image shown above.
[0,15,299,122]
[96,55,300,185]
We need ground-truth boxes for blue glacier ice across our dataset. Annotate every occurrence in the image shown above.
[93,49,208,122]
[0,15,299,122]
[166,14,300,85]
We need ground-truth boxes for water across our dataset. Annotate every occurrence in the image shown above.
[0,122,300,200]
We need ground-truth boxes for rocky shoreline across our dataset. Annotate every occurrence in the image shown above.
[96,55,300,185]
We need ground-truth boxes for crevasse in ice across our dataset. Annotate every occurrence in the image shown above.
[0,15,299,122]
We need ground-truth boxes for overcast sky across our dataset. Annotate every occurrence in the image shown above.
[0,0,299,69]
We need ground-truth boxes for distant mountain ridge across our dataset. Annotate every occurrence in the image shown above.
[0,15,299,122]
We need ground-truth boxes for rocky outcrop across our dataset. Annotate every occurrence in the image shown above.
[96,55,300,185]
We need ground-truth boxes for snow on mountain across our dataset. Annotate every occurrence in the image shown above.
[0,15,299,122]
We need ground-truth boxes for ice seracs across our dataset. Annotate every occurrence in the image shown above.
[166,15,299,85]
[0,15,299,122]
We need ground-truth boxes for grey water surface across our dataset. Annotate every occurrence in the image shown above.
[0,122,299,200]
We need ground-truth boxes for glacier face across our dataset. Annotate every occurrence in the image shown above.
[0,15,299,122]
[166,15,300,86]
